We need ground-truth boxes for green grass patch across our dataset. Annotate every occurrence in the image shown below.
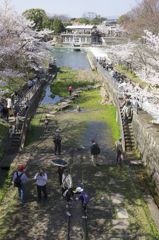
[50,67,93,98]
[115,65,148,88]
[0,123,9,143]
[71,89,120,143]
[0,167,15,206]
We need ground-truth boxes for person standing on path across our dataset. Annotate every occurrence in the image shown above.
[34,169,48,201]
[7,97,13,117]
[12,166,29,204]
[69,86,73,96]
[90,140,99,167]
[53,129,62,155]
[13,100,20,117]
[24,97,30,112]
[44,116,49,131]
[55,166,66,186]
[15,113,21,132]
[115,137,123,164]
[61,169,73,196]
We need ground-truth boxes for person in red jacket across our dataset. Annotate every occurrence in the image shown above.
[69,86,73,96]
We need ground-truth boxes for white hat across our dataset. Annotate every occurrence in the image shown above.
[76,187,83,192]
[56,129,59,132]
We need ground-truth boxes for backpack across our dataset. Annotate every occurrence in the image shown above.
[54,135,61,144]
[94,144,100,155]
[80,192,89,204]
[14,172,23,188]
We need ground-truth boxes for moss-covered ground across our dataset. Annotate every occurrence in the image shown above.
[0,70,158,239]
[50,67,102,98]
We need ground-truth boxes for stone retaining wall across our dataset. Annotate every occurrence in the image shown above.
[96,60,159,193]
[132,110,159,193]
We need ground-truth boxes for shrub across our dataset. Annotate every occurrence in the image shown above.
[121,65,127,70]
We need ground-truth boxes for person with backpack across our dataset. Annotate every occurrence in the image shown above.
[53,129,62,155]
[90,140,100,167]
[12,166,29,204]
[73,187,89,219]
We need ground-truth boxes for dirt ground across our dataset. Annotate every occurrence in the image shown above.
[0,93,157,239]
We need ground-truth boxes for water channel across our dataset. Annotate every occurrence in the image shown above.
[41,47,93,108]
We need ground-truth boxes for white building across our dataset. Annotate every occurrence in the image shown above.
[61,25,100,46]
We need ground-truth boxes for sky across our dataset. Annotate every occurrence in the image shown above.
[0,0,138,18]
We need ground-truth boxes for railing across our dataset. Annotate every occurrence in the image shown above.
[20,108,29,140]
[97,63,119,89]
[115,93,125,152]
[96,62,125,151]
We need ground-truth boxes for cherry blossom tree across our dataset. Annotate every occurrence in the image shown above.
[0,0,53,96]
[105,30,159,123]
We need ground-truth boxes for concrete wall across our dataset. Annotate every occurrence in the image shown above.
[132,110,159,193]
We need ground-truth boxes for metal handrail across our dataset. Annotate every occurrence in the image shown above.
[96,62,125,151]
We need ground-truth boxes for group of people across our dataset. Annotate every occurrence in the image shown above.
[27,77,37,89]
[0,96,21,122]
[12,166,89,219]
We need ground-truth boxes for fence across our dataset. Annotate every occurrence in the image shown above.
[96,61,125,151]
[18,72,46,107]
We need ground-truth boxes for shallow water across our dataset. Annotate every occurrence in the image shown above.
[41,47,92,107]
[40,84,63,108]
[50,47,91,71]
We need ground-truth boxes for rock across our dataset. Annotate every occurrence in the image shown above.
[76,106,81,111]
[95,171,103,177]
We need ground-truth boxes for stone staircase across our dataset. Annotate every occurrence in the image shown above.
[8,133,21,155]
[120,106,135,152]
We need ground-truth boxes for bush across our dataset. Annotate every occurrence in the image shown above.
[121,65,127,70]
[131,72,136,78]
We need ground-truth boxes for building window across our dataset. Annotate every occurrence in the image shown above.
[81,37,85,42]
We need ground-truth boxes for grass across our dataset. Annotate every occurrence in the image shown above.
[0,123,9,143]
[0,168,14,206]
[84,164,155,239]
[50,67,94,98]
[71,88,120,143]
[115,65,148,88]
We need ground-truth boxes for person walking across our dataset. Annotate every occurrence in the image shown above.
[15,113,21,132]
[69,86,73,96]
[34,169,48,201]
[24,97,30,112]
[12,166,29,204]
[44,116,49,131]
[7,97,13,117]
[9,125,14,138]
[115,137,123,165]
[121,102,128,124]
[73,187,89,219]
[13,100,20,117]
[90,140,100,167]
[3,105,9,121]
[53,129,62,155]
[61,169,73,196]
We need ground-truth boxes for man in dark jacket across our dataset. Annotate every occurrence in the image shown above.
[90,140,99,167]
[53,129,62,155]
